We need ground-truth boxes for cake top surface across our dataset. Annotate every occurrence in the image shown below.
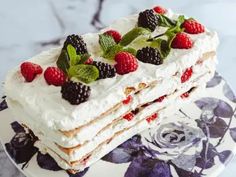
[5,7,219,131]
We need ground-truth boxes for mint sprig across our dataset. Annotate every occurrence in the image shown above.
[68,64,99,84]
[57,50,70,73]
[147,15,186,59]
[119,27,150,46]
[157,14,176,27]
[99,34,117,52]
[98,27,150,60]
[57,45,99,84]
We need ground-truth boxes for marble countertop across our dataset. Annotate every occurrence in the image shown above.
[0,0,236,176]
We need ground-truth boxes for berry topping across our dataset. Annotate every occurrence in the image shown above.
[20,62,43,82]
[115,52,138,75]
[181,67,193,83]
[84,57,93,64]
[63,34,88,55]
[182,19,205,34]
[146,113,158,123]
[155,95,167,103]
[138,9,159,32]
[104,30,122,43]
[92,61,116,79]
[122,95,133,105]
[123,112,134,121]
[44,67,67,86]
[171,32,193,49]
[181,92,190,99]
[61,81,91,105]
[153,6,167,14]
[136,47,163,65]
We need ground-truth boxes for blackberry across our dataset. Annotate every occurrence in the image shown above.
[138,9,159,32]
[136,47,163,65]
[92,61,116,79]
[61,81,91,105]
[63,34,88,55]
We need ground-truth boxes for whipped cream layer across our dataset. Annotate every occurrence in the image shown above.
[35,63,216,163]
[7,55,216,150]
[4,9,219,132]
[35,82,208,171]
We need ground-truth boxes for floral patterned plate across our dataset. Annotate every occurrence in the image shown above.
[1,72,236,177]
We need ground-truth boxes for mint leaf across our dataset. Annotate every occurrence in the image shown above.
[165,24,183,35]
[159,33,175,59]
[119,27,150,46]
[157,14,176,27]
[122,47,137,56]
[177,15,185,26]
[78,54,91,64]
[103,45,123,60]
[56,50,70,73]
[67,44,78,66]
[160,40,170,58]
[68,64,99,84]
[99,34,116,52]
[150,38,163,48]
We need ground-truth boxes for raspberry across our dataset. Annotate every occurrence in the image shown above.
[146,113,158,123]
[123,112,134,121]
[136,47,162,65]
[122,95,132,105]
[138,9,159,32]
[182,19,205,34]
[20,62,43,82]
[181,67,193,83]
[171,32,193,49]
[63,34,88,55]
[44,67,66,86]
[61,81,91,105]
[181,92,190,99]
[153,6,167,14]
[155,95,166,103]
[104,30,122,43]
[92,61,116,79]
[84,58,93,64]
[115,52,138,75]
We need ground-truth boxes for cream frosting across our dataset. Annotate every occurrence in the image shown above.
[4,8,219,171]
[35,82,209,171]
[4,10,219,133]
[7,55,216,150]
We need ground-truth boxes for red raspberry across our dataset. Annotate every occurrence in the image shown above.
[171,32,193,49]
[181,67,193,83]
[155,95,167,103]
[153,6,167,14]
[104,30,122,43]
[181,92,190,99]
[115,52,138,75]
[123,112,134,121]
[20,62,43,82]
[122,95,133,105]
[146,113,158,123]
[85,57,93,64]
[44,67,66,86]
[182,19,205,34]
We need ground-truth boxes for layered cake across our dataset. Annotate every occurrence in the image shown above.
[4,6,219,173]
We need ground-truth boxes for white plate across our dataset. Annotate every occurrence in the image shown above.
[1,73,236,177]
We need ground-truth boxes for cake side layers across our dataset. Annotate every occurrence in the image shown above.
[35,83,208,172]
[4,10,219,131]
[6,54,216,150]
